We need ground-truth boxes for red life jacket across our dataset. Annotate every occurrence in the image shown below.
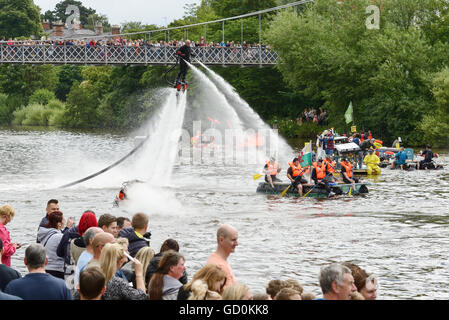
[288,162,304,177]
[313,162,326,179]
[266,161,279,176]
[340,161,353,178]
[323,159,336,173]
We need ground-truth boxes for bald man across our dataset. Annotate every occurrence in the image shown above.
[85,232,115,270]
[74,227,104,288]
[205,224,238,289]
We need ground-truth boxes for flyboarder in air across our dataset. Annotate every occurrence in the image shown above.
[174,39,194,93]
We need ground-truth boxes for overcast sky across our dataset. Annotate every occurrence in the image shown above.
[34,0,201,27]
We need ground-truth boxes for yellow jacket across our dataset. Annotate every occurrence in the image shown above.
[363,154,380,165]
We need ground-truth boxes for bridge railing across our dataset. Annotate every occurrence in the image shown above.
[0,43,278,66]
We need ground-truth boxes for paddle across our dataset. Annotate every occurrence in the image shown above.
[303,172,332,198]
[253,173,264,180]
[281,167,308,197]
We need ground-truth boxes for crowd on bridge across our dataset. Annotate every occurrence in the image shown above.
[0,201,378,301]
[1,36,272,49]
[0,36,275,64]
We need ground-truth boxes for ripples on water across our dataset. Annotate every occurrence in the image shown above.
[1,127,448,300]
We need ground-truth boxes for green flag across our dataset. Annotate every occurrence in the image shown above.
[345,101,353,124]
[299,140,312,167]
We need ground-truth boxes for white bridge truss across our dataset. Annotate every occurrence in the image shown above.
[0,44,278,66]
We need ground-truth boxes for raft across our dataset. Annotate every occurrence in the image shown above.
[256,182,369,197]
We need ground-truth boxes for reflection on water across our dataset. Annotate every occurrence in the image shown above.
[1,127,448,300]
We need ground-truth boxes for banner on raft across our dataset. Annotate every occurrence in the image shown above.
[299,141,312,166]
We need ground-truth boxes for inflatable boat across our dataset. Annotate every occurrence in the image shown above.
[256,182,369,197]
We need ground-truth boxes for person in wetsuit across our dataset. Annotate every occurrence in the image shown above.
[175,40,194,87]
[417,144,438,170]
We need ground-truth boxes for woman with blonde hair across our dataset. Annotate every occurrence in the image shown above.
[178,264,227,300]
[99,242,147,300]
[121,246,155,288]
[0,205,21,267]
[188,279,222,300]
[221,282,253,300]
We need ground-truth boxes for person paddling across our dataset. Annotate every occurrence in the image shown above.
[264,157,282,188]
[340,157,359,195]
[286,158,309,197]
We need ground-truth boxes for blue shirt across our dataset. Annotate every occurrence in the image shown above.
[395,151,407,165]
[5,273,72,300]
[74,251,93,288]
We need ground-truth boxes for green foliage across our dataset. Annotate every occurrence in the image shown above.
[63,80,101,128]
[209,0,278,17]
[0,0,43,38]
[419,67,449,147]
[265,0,449,145]
[0,93,11,124]
[55,65,83,101]
[0,65,59,103]
[269,117,325,139]
[12,103,61,126]
[212,66,316,121]
[29,89,56,105]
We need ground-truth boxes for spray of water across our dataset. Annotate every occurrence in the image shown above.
[187,62,244,132]
[130,89,187,185]
[197,61,295,165]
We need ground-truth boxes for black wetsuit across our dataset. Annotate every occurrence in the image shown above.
[175,44,193,84]
[419,149,434,168]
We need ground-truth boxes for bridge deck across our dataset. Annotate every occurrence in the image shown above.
[0,44,278,66]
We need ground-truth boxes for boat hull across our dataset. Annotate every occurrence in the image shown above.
[256,182,369,197]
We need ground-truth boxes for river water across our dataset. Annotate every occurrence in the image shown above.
[1,125,448,300]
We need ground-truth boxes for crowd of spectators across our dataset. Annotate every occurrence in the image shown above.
[0,200,378,301]
[298,108,327,126]
[0,36,272,50]
[0,36,274,63]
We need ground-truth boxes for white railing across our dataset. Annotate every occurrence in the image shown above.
[0,43,278,66]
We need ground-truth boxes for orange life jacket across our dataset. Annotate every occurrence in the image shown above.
[340,161,353,178]
[288,162,304,177]
[312,162,326,179]
[323,159,336,173]
[266,161,279,176]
